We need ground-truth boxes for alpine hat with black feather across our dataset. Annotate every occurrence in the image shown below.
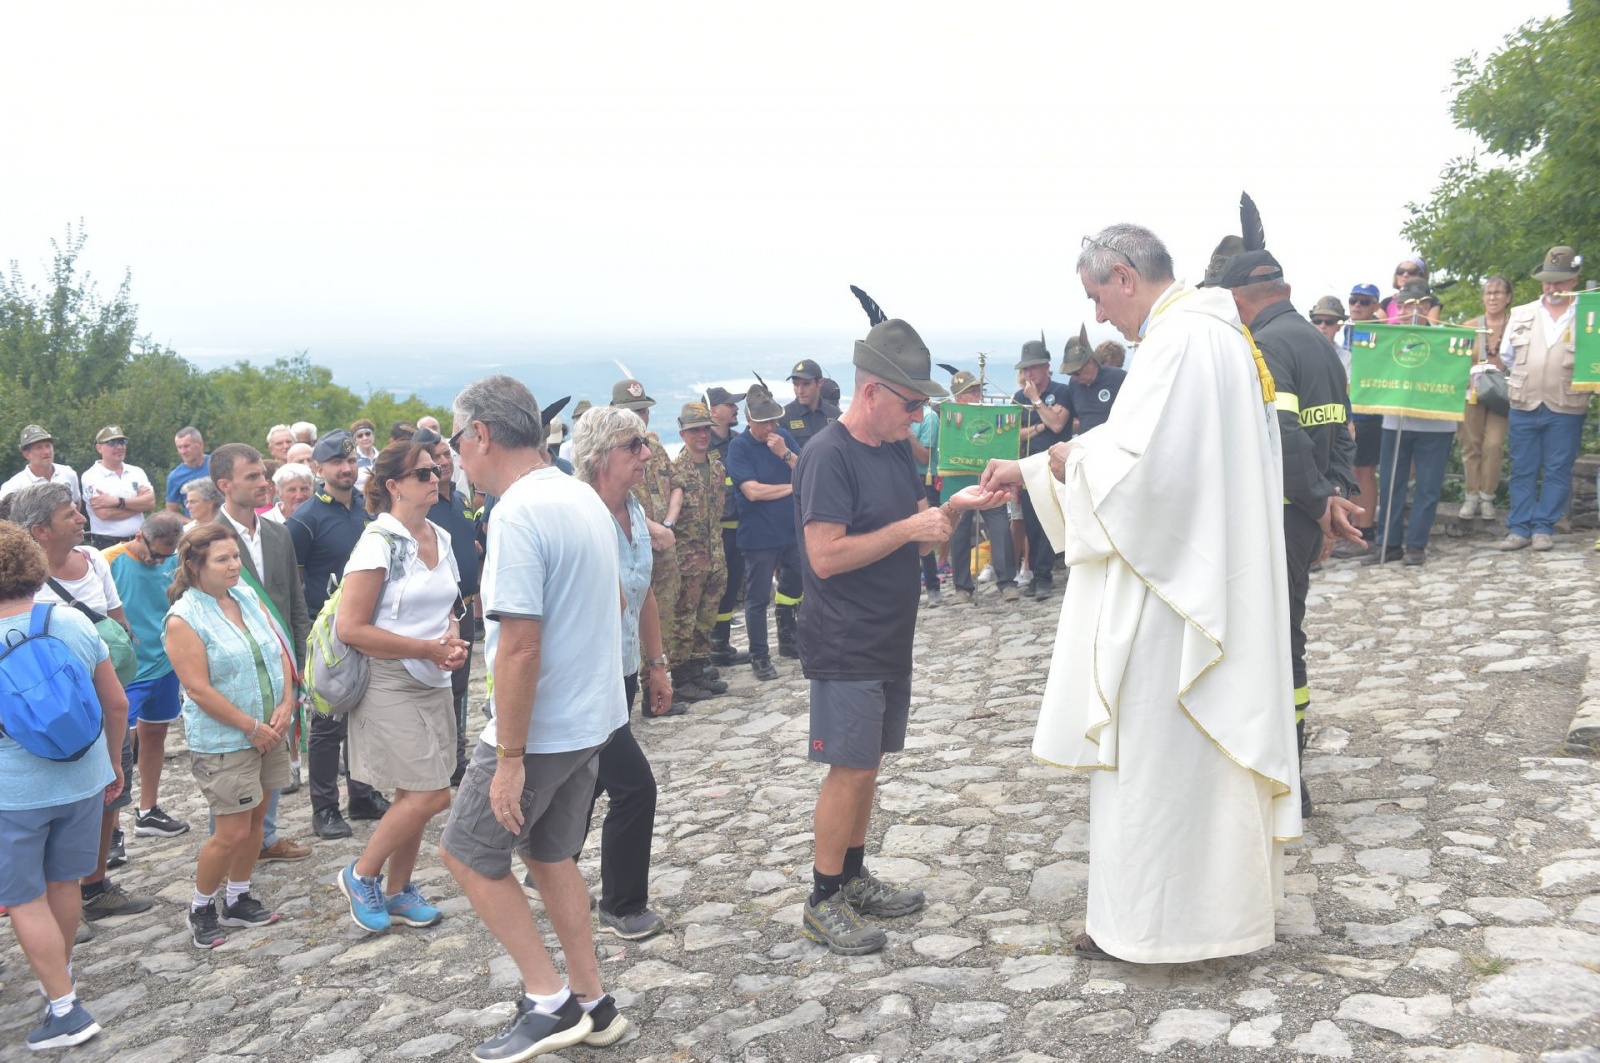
[854,319,948,399]
[1060,325,1094,375]
[1015,332,1051,371]
[1199,192,1267,288]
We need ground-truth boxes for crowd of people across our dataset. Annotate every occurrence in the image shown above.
[0,231,1589,1055]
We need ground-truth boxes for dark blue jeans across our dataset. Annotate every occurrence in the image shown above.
[1506,405,1588,536]
[1376,429,1453,551]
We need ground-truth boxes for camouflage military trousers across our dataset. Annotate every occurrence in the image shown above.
[668,565,727,665]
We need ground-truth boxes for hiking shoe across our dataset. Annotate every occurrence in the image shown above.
[74,922,92,945]
[948,588,973,605]
[1402,547,1426,567]
[188,902,228,950]
[347,793,390,820]
[386,883,443,928]
[582,994,630,1047]
[26,1000,100,1050]
[1029,581,1054,600]
[1020,581,1037,598]
[81,881,154,921]
[134,805,190,837]
[1531,533,1554,552]
[106,828,127,869]
[802,893,886,955]
[258,838,312,863]
[281,763,302,795]
[598,905,665,940]
[1001,585,1020,602]
[338,862,391,933]
[750,655,778,682]
[1330,538,1368,560]
[472,995,592,1063]
[1497,533,1530,552]
[220,893,280,928]
[312,808,353,839]
[841,869,925,918]
[925,587,942,608]
[1361,545,1404,566]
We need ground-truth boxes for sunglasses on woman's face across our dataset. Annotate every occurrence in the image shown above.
[613,437,651,455]
[1396,267,1422,277]
[407,465,444,483]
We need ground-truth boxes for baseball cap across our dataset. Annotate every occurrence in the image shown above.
[788,359,824,381]
[1350,283,1380,299]
[94,425,128,445]
[704,386,740,407]
[19,425,53,449]
[312,429,357,462]
[853,319,948,399]
[1216,250,1284,290]
[611,379,655,411]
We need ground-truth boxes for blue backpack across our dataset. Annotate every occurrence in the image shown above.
[0,604,105,762]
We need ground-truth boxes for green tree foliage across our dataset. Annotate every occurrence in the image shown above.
[1,230,448,497]
[1404,0,1600,321]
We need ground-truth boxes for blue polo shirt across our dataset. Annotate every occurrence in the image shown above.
[287,486,371,615]
[166,455,211,512]
[728,426,798,550]
[430,488,481,598]
[1066,364,1127,433]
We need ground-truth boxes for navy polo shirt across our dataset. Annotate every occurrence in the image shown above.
[287,486,371,615]
[1014,380,1074,456]
[728,426,798,550]
[1067,364,1127,433]
[429,488,481,598]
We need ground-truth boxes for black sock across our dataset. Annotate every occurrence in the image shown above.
[842,846,866,883]
[80,881,105,900]
[810,867,845,906]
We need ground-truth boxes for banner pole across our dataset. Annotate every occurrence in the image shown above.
[1379,426,1402,561]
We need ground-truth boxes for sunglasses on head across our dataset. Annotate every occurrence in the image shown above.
[406,465,444,483]
[873,381,928,413]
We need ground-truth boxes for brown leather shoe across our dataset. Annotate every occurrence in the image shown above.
[258,838,312,863]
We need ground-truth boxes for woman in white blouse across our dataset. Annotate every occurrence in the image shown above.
[332,442,471,934]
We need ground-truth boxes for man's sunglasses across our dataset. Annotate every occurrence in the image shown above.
[873,381,928,413]
[1311,317,1342,327]
[1349,296,1377,306]
[140,536,175,561]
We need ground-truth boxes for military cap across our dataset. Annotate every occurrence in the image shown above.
[1014,334,1051,371]
[677,402,714,430]
[94,425,128,445]
[611,379,655,411]
[788,359,824,381]
[1310,295,1348,321]
[854,319,948,398]
[1533,246,1581,282]
[1060,325,1094,375]
[704,386,740,408]
[19,425,53,449]
[312,429,357,462]
[745,385,785,422]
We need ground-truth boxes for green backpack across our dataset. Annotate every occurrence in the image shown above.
[304,530,396,717]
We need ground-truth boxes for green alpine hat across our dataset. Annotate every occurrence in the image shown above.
[1014,332,1051,371]
[1060,325,1094,375]
[1532,246,1581,282]
[745,385,785,422]
[853,319,947,398]
[677,402,714,430]
[611,379,655,411]
[949,370,980,397]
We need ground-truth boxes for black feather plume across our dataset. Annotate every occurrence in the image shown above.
[1240,192,1265,252]
[936,363,962,376]
[850,285,887,326]
[751,371,768,391]
[540,396,570,425]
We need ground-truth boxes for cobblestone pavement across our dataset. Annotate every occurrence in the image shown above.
[3,532,1599,1062]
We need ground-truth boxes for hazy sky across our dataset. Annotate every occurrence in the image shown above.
[1,1,1564,366]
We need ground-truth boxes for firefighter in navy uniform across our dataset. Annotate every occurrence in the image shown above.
[1217,249,1362,818]
[705,387,749,666]
[782,359,841,452]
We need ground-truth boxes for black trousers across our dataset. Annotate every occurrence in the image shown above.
[1284,506,1322,721]
[583,672,658,917]
[742,543,802,657]
[309,711,379,814]
[1019,489,1055,586]
[717,526,743,622]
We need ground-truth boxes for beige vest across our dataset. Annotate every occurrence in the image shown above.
[1506,301,1588,415]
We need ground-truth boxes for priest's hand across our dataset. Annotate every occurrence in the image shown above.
[1047,441,1077,482]
[979,458,1022,492]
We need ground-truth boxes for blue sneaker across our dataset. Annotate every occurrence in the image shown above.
[386,883,442,928]
[337,862,391,933]
[27,1000,101,1050]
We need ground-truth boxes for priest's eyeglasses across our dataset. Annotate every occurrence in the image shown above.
[1080,235,1135,271]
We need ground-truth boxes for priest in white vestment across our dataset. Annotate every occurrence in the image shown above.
[982,224,1302,963]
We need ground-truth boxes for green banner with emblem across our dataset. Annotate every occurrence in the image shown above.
[935,402,1023,476]
[1348,323,1476,421]
[1571,290,1600,393]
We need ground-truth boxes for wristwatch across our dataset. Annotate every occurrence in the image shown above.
[662,519,675,529]
[648,655,669,668]
[494,743,525,758]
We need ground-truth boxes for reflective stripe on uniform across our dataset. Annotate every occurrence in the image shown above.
[721,520,738,529]
[1299,403,1346,427]
[1294,684,1309,724]
[716,611,733,622]
[1275,391,1300,416]
[773,591,803,607]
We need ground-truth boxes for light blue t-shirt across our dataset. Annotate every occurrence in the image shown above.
[0,605,114,811]
[615,493,653,675]
[912,414,938,476]
[105,545,178,682]
[480,467,626,754]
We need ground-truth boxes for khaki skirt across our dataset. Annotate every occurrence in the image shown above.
[348,658,456,792]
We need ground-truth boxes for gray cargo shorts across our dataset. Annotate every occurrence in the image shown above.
[808,676,912,769]
[440,739,604,878]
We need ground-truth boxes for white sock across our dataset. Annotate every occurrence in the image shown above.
[48,992,76,1019]
[526,988,571,1015]
[226,880,250,906]
[579,995,605,1013]
[191,890,215,912]
[138,807,153,817]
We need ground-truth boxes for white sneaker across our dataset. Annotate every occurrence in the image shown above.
[1478,493,1497,520]
[1016,566,1033,586]
[1458,497,1479,519]
[977,564,995,583]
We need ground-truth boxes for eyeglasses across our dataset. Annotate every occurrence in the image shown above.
[449,425,471,452]
[407,465,445,483]
[1396,267,1422,277]
[873,381,928,414]
[613,437,651,455]
[101,440,128,447]
[1348,296,1377,306]
[141,536,175,561]
[1311,317,1342,327]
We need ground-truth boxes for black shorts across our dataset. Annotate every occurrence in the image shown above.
[1353,415,1382,468]
[808,676,911,769]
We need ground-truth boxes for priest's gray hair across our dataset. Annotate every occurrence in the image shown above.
[1077,224,1175,285]
[572,406,647,485]
[453,374,544,451]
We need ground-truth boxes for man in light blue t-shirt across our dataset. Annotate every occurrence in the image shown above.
[438,376,629,1058]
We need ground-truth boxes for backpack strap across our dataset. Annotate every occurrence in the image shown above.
[29,602,52,637]
[45,577,106,626]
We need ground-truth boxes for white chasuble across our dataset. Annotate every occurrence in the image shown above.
[1024,283,1302,963]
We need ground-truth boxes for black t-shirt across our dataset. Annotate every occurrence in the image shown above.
[793,424,922,680]
[1066,365,1127,433]
[1014,380,1074,456]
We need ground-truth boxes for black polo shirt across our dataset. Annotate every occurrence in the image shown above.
[287,486,371,615]
[782,399,841,452]
[429,488,481,598]
[1066,365,1127,433]
[1013,380,1074,456]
